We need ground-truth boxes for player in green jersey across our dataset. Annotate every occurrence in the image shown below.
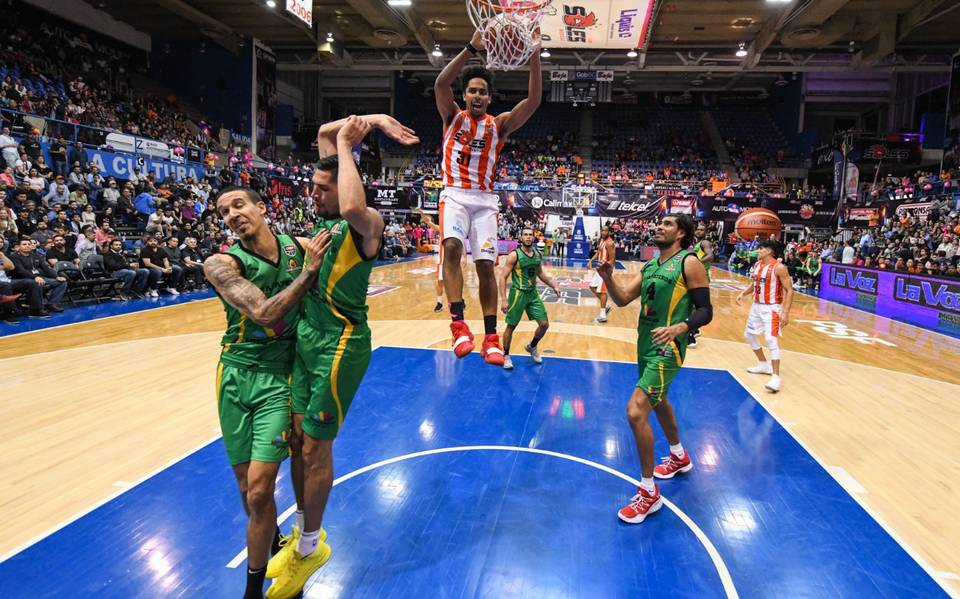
[266,114,418,599]
[688,221,714,348]
[203,187,332,599]
[498,227,560,370]
[597,214,713,524]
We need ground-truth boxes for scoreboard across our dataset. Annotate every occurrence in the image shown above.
[549,70,614,104]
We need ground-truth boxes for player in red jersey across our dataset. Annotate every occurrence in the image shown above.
[433,28,542,365]
[736,239,793,392]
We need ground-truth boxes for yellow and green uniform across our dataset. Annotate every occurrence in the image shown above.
[693,240,712,280]
[504,246,548,327]
[636,249,694,406]
[216,234,305,465]
[293,218,379,440]
[803,254,820,275]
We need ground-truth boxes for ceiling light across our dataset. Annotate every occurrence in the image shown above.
[265,0,276,7]
[736,42,748,57]
[432,44,443,57]
[540,48,550,58]
[387,0,413,6]
[627,49,638,58]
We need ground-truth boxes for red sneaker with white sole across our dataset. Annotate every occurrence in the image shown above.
[618,485,662,523]
[480,333,505,366]
[653,452,693,479]
[450,321,475,358]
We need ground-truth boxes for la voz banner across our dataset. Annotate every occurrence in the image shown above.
[820,263,960,336]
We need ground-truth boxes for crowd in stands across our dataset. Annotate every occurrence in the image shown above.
[0,11,221,152]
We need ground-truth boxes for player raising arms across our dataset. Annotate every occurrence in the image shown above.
[596,215,713,524]
[434,27,543,365]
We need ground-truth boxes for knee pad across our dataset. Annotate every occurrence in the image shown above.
[767,336,780,360]
[745,331,762,350]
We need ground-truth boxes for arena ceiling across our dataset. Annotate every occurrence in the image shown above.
[96,0,960,91]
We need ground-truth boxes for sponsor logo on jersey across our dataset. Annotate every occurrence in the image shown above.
[283,243,297,256]
[287,258,300,273]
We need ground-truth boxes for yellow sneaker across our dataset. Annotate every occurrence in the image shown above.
[265,541,332,599]
[265,527,326,579]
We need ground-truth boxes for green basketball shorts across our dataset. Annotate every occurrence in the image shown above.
[504,287,548,327]
[216,363,292,466]
[292,321,372,441]
[635,339,685,407]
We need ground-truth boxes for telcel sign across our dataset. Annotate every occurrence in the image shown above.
[286,0,312,28]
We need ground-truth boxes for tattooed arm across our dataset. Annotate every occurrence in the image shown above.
[204,231,331,327]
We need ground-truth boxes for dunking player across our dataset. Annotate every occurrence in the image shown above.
[266,115,414,599]
[687,221,714,347]
[203,188,332,599]
[589,226,616,323]
[736,239,793,393]
[596,215,713,523]
[498,227,559,370]
[434,28,542,365]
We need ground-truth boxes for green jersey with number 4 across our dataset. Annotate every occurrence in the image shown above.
[637,250,694,361]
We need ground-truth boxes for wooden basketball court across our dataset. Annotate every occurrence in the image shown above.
[1,255,958,596]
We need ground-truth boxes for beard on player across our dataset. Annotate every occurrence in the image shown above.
[520,228,535,248]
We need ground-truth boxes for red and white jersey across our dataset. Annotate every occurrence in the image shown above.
[752,261,783,305]
[598,239,614,264]
[441,110,503,191]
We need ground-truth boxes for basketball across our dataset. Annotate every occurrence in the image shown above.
[735,208,782,241]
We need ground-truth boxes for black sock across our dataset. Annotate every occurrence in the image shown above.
[271,526,282,555]
[243,566,267,599]
[483,314,497,335]
[450,301,465,322]
[529,337,540,348]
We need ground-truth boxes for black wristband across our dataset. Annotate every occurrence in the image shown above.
[465,43,479,55]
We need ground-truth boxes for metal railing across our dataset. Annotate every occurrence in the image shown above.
[0,107,209,164]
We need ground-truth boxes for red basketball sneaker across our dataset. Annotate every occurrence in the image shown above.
[480,333,505,366]
[450,321,475,358]
[653,452,693,479]
[618,485,662,524]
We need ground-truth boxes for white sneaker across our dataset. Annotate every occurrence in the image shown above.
[165,287,180,296]
[765,375,782,392]
[747,363,773,375]
[503,355,514,370]
[525,344,542,364]
[594,314,608,323]
[149,289,159,298]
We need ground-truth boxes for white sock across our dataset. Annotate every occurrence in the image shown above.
[758,360,770,367]
[297,529,320,557]
[436,295,443,303]
[639,477,656,494]
[295,510,304,533]
[669,443,685,459]
[599,309,606,317]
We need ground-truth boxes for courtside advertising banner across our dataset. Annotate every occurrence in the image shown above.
[541,0,655,49]
[820,263,960,336]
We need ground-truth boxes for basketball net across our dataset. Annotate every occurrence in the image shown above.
[466,0,550,71]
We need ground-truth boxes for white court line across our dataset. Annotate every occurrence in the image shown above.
[225,445,741,599]
[0,435,222,565]
[726,371,958,599]
[824,466,867,495]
